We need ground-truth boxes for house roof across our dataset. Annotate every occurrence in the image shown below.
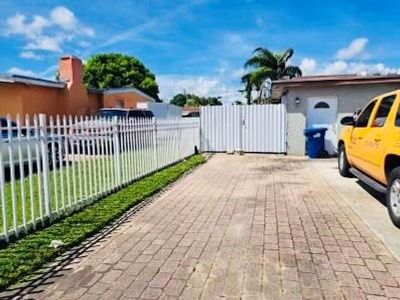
[0,74,66,89]
[87,88,104,94]
[1,73,155,102]
[88,87,155,102]
[182,106,200,113]
[273,74,400,88]
[103,87,155,101]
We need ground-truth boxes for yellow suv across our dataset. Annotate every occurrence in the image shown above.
[338,90,400,228]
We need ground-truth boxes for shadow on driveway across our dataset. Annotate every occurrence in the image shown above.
[356,180,386,206]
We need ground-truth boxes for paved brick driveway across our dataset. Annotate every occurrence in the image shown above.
[20,155,400,299]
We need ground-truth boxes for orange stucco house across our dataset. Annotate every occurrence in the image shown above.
[0,56,155,118]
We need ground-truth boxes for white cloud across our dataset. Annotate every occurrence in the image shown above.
[158,74,242,103]
[4,6,94,53]
[345,62,400,75]
[50,6,76,30]
[96,19,157,49]
[335,37,369,60]
[321,60,400,75]
[6,64,58,79]
[298,37,400,76]
[40,64,58,78]
[6,67,38,77]
[20,51,43,60]
[25,34,65,52]
[300,58,317,75]
[81,27,95,37]
[50,6,94,36]
[299,58,400,76]
[323,60,348,74]
[5,14,49,38]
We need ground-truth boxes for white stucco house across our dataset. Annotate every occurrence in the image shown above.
[272,74,400,156]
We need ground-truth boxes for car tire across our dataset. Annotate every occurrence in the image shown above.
[338,144,352,177]
[386,167,400,228]
[48,143,63,169]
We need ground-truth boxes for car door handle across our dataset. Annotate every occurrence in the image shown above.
[374,138,381,142]
[357,136,363,140]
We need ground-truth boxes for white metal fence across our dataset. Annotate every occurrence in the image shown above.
[0,115,200,242]
[200,104,286,153]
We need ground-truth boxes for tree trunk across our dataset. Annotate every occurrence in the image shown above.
[258,85,264,103]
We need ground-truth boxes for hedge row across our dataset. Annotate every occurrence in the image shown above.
[0,155,205,290]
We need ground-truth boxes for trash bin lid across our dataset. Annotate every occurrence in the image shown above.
[303,127,328,135]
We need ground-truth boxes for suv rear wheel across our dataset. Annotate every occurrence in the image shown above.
[387,167,400,228]
[338,144,351,177]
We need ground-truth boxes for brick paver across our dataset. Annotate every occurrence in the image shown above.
[16,155,400,299]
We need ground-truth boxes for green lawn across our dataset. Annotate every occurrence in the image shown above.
[0,154,205,290]
[0,145,185,237]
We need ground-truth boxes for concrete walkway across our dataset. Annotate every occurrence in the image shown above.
[13,155,400,299]
[312,159,400,262]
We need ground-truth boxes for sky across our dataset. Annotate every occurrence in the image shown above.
[1,0,400,104]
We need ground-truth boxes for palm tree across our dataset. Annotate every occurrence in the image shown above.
[242,47,302,103]
[240,73,253,105]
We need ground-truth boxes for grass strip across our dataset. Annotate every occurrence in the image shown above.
[1,146,162,232]
[0,154,205,290]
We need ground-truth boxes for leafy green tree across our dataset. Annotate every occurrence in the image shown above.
[233,100,243,105]
[203,96,220,106]
[170,93,222,107]
[170,93,188,107]
[242,47,302,103]
[83,53,160,101]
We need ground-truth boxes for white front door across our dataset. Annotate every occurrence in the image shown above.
[307,97,338,155]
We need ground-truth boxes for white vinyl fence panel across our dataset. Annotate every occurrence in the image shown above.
[200,104,286,153]
[0,115,199,242]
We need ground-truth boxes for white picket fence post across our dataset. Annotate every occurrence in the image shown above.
[0,134,7,242]
[113,117,122,186]
[152,117,158,171]
[39,114,51,219]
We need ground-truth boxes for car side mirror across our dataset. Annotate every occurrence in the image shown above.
[340,116,355,126]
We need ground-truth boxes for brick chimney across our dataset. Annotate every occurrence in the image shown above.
[59,56,83,86]
[58,56,89,115]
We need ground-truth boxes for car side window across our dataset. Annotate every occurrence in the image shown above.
[0,119,7,138]
[355,100,377,127]
[395,102,400,127]
[372,95,396,127]
[0,119,18,138]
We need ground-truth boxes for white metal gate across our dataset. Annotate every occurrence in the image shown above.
[200,104,286,153]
